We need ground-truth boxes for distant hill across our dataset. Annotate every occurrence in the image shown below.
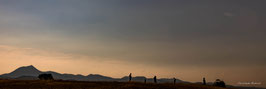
[1,65,265,89]
[1,65,42,78]
[0,65,184,83]
[14,76,39,80]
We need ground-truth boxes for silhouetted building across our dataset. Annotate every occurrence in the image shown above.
[153,76,157,83]
[213,79,226,88]
[203,77,206,85]
[38,74,54,80]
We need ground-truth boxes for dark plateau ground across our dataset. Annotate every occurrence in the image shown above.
[0,79,232,89]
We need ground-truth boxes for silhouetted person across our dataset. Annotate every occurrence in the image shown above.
[203,77,206,85]
[129,73,132,82]
[153,76,157,83]
[213,79,226,88]
[38,74,54,80]
[144,78,146,83]
[173,77,176,84]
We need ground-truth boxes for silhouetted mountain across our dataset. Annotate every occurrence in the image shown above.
[45,71,87,81]
[15,76,39,80]
[87,74,114,81]
[120,76,146,82]
[1,65,264,89]
[1,65,42,78]
[0,65,184,83]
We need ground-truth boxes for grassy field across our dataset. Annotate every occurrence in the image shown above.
[0,79,231,89]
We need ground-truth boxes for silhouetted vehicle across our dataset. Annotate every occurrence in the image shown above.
[38,74,54,80]
[154,76,157,83]
[213,79,226,88]
[203,77,206,85]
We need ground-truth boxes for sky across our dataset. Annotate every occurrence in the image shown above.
[0,0,266,87]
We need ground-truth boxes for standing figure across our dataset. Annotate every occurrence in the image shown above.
[144,78,146,83]
[203,77,206,85]
[153,76,157,83]
[173,77,176,84]
[129,73,132,82]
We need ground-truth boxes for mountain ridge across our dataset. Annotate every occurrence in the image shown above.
[1,65,265,89]
[1,65,42,78]
[0,65,183,83]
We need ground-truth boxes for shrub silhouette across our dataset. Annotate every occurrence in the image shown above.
[38,74,54,80]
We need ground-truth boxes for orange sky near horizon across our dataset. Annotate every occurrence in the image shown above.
[0,45,265,87]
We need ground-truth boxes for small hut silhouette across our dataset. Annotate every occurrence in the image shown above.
[38,74,54,80]
[213,79,226,88]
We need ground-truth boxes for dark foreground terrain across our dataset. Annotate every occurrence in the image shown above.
[0,79,230,89]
